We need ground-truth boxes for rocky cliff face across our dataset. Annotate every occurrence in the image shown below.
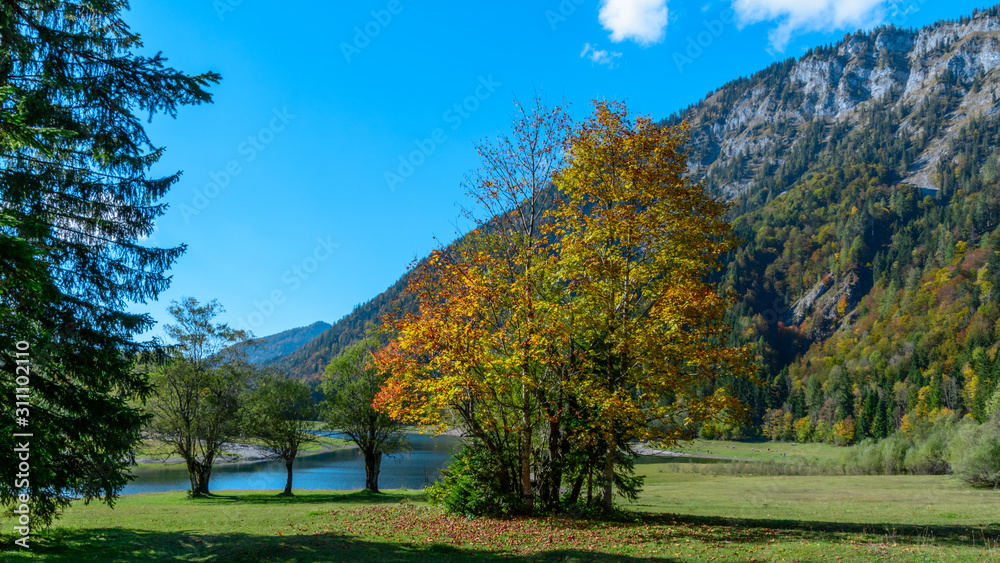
[669,9,1000,198]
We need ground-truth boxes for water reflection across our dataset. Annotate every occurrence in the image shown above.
[124,432,462,495]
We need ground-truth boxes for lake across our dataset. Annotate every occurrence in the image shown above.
[123,432,463,495]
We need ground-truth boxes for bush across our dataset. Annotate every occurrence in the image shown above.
[814,421,833,444]
[843,436,907,474]
[699,422,744,441]
[426,442,523,518]
[950,419,1000,488]
[832,417,856,446]
[795,417,813,443]
[903,429,951,475]
[841,425,952,476]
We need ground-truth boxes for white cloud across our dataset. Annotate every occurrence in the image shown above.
[732,0,892,52]
[599,0,669,45]
[581,43,623,68]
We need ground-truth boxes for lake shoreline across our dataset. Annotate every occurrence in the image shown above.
[134,441,356,468]
[132,428,464,469]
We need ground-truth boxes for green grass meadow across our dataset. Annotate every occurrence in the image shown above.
[2,454,998,562]
[666,439,846,464]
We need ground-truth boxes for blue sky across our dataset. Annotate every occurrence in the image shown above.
[127,0,992,340]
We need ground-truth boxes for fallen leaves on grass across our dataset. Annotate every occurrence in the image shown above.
[321,505,793,556]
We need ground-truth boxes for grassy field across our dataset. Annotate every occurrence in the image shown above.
[1,464,997,562]
[636,463,999,526]
[664,439,846,464]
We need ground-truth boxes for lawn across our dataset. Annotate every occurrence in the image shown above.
[663,439,846,464]
[636,462,1000,527]
[2,470,997,561]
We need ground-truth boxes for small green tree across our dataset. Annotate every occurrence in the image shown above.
[146,298,253,496]
[323,339,407,493]
[244,374,319,496]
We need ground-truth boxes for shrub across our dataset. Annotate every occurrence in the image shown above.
[426,442,523,517]
[699,421,745,441]
[841,424,953,476]
[903,428,951,475]
[950,419,1000,488]
[877,435,910,474]
[814,421,832,443]
[843,436,907,474]
[833,417,856,446]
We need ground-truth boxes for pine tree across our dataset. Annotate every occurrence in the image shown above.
[873,396,891,439]
[0,2,218,526]
[857,392,877,439]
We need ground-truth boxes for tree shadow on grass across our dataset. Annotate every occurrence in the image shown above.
[165,490,427,506]
[640,512,1000,548]
[0,528,681,562]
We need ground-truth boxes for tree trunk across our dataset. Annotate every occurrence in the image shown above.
[601,443,615,514]
[586,469,593,506]
[545,418,563,510]
[187,460,200,496]
[281,457,294,496]
[521,386,533,513]
[189,460,211,496]
[364,450,381,493]
[568,469,585,506]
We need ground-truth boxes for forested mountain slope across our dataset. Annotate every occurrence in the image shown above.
[245,321,330,364]
[266,275,415,380]
[677,6,1000,438]
[275,7,1000,441]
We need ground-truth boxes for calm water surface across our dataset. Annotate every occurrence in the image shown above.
[124,433,462,495]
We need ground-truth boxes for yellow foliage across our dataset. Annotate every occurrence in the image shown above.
[794,416,813,442]
[900,412,914,436]
[833,417,855,446]
[837,294,849,316]
[955,240,967,257]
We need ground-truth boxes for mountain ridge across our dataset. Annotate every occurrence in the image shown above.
[244,320,331,365]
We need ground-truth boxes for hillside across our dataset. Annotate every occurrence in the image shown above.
[274,7,1000,439]
[266,275,416,381]
[672,6,1000,437]
[245,321,330,365]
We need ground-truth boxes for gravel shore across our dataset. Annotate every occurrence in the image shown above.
[135,441,353,466]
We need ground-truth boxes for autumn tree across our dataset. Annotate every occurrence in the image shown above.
[551,101,753,513]
[375,99,752,516]
[455,97,575,512]
[373,98,573,512]
[0,2,218,525]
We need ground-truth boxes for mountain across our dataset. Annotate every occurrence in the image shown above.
[669,6,1000,436]
[266,276,415,381]
[274,7,1000,439]
[245,321,331,365]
